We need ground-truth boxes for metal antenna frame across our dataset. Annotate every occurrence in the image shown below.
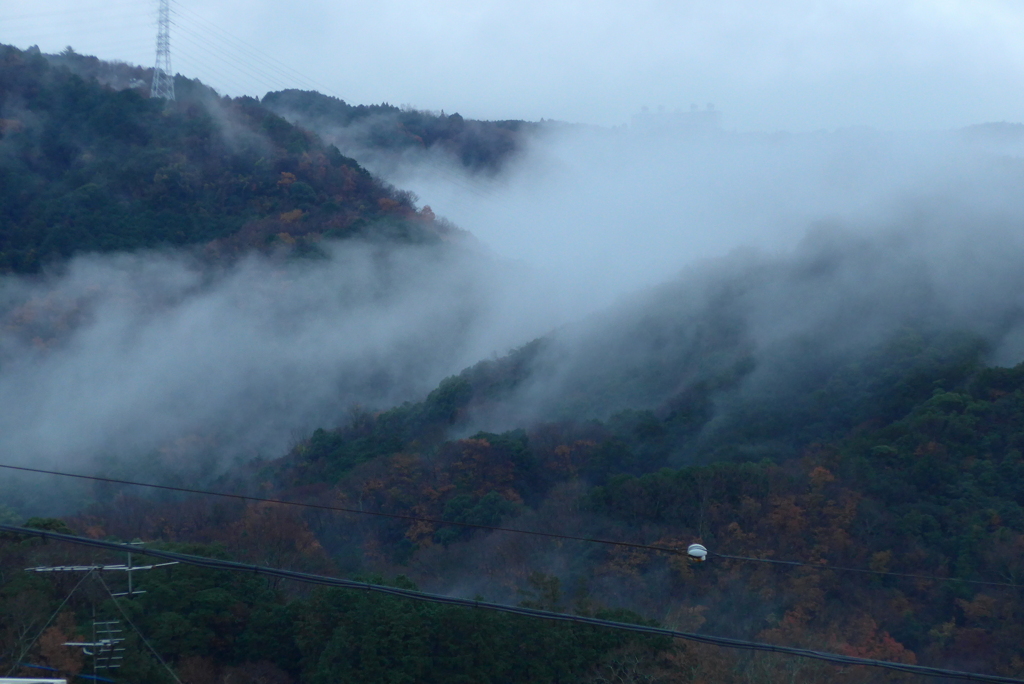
[26,544,177,676]
[63,619,125,674]
[151,0,175,100]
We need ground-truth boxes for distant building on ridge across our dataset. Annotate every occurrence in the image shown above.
[631,103,721,136]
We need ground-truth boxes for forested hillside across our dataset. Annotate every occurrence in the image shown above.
[7,324,1024,682]
[0,525,667,684]
[0,44,450,274]
[261,89,536,173]
[2,45,1024,684]
[253,327,1024,677]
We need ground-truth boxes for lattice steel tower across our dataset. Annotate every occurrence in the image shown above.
[151,0,175,100]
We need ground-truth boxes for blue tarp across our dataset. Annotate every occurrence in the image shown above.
[18,662,116,683]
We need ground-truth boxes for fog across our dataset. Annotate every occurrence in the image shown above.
[0,241,562,476]
[4,119,1024,485]
[384,121,1024,314]
[462,215,1024,438]
[358,120,1024,438]
[8,0,1024,130]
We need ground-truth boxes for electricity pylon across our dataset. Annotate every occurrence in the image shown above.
[151,0,175,100]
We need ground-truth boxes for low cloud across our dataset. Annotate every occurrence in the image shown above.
[0,240,562,476]
[4,119,1024,484]
[371,123,1024,436]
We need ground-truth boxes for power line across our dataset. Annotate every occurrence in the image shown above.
[1,524,1021,684]
[1,462,1019,589]
[4,567,95,677]
[168,23,296,95]
[166,4,339,97]
[96,574,182,684]
[0,463,684,555]
[172,52,255,95]
[709,553,1022,588]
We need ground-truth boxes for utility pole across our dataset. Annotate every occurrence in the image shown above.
[25,557,176,594]
[25,551,177,676]
[151,0,175,100]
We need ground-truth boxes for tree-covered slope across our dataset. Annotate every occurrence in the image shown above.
[5,42,1024,684]
[38,326,1024,681]
[0,45,451,273]
[0,528,664,684]
[261,89,538,173]
[228,226,1024,679]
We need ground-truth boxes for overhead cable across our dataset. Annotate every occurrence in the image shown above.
[166,5,339,97]
[1,524,1022,684]
[168,21,295,94]
[4,566,95,677]
[1,462,1018,589]
[0,462,684,554]
[709,552,1022,588]
[96,573,182,684]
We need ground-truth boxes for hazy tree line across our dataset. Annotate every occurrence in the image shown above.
[261,89,535,173]
[0,44,448,274]
[1,43,1024,684]
[3,327,1017,682]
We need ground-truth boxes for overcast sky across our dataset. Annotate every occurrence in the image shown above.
[2,0,1024,131]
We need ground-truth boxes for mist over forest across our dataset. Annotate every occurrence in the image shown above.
[7,76,1024,479]
[4,42,1024,684]
[0,241,557,478]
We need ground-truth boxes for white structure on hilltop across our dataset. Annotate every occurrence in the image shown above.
[631,103,721,136]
